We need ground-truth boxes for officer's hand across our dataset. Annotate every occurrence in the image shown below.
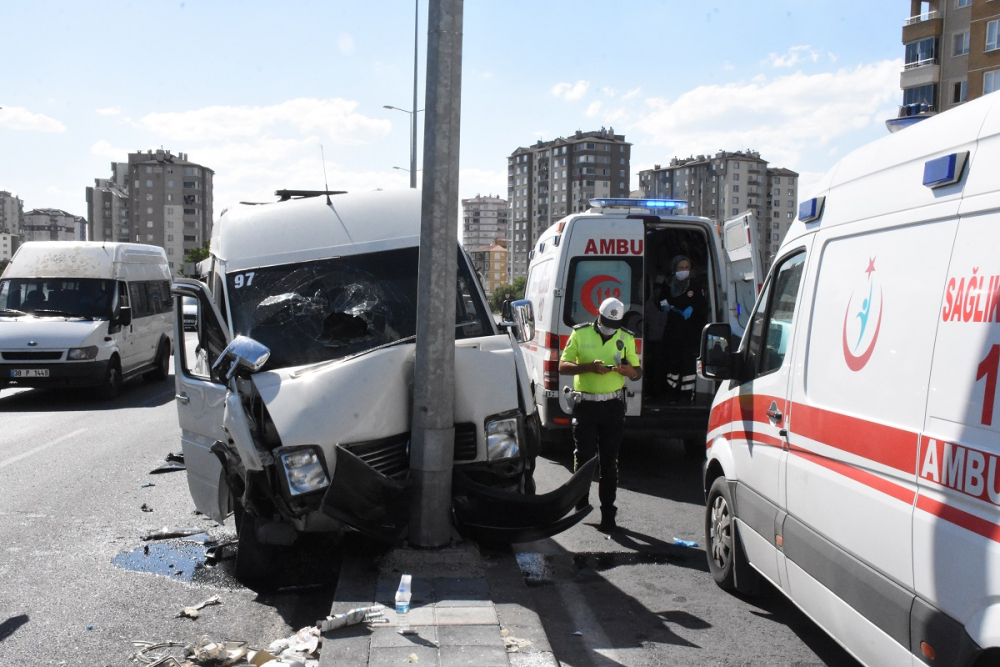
[590,360,611,375]
[682,306,693,320]
[611,359,631,376]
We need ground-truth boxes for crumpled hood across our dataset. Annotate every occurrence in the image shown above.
[0,318,105,350]
[249,336,521,457]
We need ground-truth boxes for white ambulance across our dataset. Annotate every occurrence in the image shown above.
[699,93,1000,665]
[0,242,173,398]
[519,199,762,454]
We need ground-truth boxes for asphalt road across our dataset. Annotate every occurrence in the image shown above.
[0,369,341,666]
[513,435,862,667]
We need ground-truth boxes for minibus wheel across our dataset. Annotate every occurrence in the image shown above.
[144,341,170,382]
[101,357,122,400]
[235,509,279,583]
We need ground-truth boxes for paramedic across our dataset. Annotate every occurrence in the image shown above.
[559,297,642,532]
[661,255,707,402]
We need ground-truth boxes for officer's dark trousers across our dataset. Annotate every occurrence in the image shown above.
[572,397,625,513]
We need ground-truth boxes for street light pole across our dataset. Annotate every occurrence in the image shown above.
[384,104,423,189]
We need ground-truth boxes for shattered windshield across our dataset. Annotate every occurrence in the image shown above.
[226,247,493,370]
[0,278,115,318]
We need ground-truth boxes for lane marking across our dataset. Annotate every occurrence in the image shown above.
[0,428,87,471]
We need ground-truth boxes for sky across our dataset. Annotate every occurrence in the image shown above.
[0,1,906,223]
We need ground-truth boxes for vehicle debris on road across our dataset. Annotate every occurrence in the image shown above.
[315,604,386,633]
[176,595,222,619]
[142,526,204,541]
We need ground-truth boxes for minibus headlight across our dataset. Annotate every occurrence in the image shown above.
[67,346,98,361]
[279,447,330,496]
[486,417,521,460]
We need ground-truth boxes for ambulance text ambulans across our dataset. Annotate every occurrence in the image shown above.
[698,92,1000,665]
[518,199,762,454]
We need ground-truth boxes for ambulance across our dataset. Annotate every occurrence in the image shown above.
[698,93,1000,665]
[519,199,762,453]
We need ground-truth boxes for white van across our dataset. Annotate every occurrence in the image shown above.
[172,189,591,579]
[0,242,173,398]
[699,93,1000,665]
[519,199,762,454]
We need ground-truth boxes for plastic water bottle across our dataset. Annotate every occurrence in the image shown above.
[395,574,412,634]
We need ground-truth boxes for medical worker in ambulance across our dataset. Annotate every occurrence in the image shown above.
[660,255,707,402]
[559,297,642,532]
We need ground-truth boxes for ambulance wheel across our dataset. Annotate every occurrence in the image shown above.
[705,476,761,595]
[144,341,170,382]
[100,357,123,400]
[235,509,278,583]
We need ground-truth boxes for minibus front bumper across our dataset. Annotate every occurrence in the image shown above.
[0,359,110,389]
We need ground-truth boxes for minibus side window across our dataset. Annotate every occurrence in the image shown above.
[743,252,805,378]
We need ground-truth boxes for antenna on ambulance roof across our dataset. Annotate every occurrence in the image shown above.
[320,145,332,205]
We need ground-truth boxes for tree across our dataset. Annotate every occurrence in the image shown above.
[184,242,210,266]
[489,276,527,313]
[0,259,8,276]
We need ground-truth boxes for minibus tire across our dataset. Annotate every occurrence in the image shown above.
[100,357,123,400]
[145,341,170,382]
[235,510,278,582]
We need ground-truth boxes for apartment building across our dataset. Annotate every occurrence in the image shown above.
[0,191,24,235]
[86,149,214,274]
[897,0,1000,119]
[22,209,87,242]
[507,127,631,280]
[638,150,798,268]
[467,244,508,296]
[461,194,509,253]
[0,233,18,263]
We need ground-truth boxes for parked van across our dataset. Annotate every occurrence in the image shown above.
[172,189,589,579]
[519,199,762,453]
[699,92,1000,665]
[0,242,173,398]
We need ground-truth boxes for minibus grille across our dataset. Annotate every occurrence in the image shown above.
[341,422,479,478]
[2,351,63,361]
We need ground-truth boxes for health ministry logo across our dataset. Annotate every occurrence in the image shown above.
[842,257,883,372]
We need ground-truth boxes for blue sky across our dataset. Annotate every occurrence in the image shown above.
[1,1,905,220]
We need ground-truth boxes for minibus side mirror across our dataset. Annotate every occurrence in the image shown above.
[699,322,734,380]
[117,306,133,328]
[213,335,271,381]
[499,299,535,344]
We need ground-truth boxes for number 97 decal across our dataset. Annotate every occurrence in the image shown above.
[233,272,255,289]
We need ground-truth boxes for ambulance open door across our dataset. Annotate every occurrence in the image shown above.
[722,211,764,338]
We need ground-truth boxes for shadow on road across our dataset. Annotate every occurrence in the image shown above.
[0,374,176,411]
[0,615,29,643]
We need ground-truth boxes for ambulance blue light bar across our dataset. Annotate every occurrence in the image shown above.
[589,198,688,210]
[798,196,825,223]
[923,151,968,189]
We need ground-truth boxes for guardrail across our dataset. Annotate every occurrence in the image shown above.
[904,11,940,26]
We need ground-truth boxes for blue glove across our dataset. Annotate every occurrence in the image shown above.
[682,306,693,320]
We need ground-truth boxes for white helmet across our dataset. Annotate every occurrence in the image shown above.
[598,297,625,330]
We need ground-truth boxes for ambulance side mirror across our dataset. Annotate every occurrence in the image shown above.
[699,323,734,380]
[500,299,535,344]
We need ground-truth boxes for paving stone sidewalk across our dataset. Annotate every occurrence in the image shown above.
[318,541,558,667]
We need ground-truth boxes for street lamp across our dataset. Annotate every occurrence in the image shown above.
[384,105,423,189]
[393,166,422,174]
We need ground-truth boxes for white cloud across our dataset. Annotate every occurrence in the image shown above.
[622,87,642,101]
[585,101,602,117]
[0,106,66,133]
[630,59,902,174]
[338,33,355,54]
[551,80,590,102]
[96,106,122,116]
[91,139,128,158]
[137,98,391,145]
[766,45,819,68]
[601,87,617,98]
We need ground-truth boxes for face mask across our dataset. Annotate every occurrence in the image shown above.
[675,270,690,280]
[596,321,616,336]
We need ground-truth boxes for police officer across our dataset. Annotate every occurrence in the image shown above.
[559,297,642,532]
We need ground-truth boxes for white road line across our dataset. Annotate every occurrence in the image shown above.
[0,428,87,470]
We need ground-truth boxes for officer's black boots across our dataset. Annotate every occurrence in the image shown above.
[598,507,617,533]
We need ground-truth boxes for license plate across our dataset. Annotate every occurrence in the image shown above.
[10,369,49,378]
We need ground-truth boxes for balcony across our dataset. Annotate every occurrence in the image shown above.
[902,13,942,43]
[900,62,940,88]
[904,10,939,26]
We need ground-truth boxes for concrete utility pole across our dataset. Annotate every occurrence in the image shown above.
[409,0,463,548]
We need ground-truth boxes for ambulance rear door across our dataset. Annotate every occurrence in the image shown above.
[722,211,764,337]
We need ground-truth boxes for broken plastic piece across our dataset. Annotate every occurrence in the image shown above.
[176,595,222,619]
[268,626,321,656]
[316,604,386,633]
[572,631,583,636]
[673,538,699,548]
[142,526,203,541]
[140,503,153,512]
[149,462,186,474]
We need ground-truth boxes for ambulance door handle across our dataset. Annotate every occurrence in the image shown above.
[767,407,783,423]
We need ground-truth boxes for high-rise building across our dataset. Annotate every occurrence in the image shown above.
[86,149,214,274]
[507,127,631,280]
[0,233,18,263]
[895,0,1000,124]
[638,150,798,269]
[0,191,24,235]
[467,244,508,297]
[462,194,509,254]
[22,209,87,242]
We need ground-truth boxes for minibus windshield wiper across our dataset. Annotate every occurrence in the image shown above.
[0,308,27,317]
[31,309,90,319]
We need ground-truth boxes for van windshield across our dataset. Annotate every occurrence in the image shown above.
[0,278,115,318]
[225,247,493,370]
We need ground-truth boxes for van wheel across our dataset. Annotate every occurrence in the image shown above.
[235,509,279,583]
[100,358,122,400]
[144,342,170,382]
[705,476,761,595]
